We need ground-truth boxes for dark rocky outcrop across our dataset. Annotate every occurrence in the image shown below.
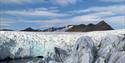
[21,27,41,32]
[43,27,66,32]
[0,29,14,31]
[94,21,114,30]
[5,20,114,32]
[67,21,114,32]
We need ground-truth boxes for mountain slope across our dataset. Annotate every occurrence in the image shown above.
[67,21,114,32]
[21,27,41,32]
[95,21,114,30]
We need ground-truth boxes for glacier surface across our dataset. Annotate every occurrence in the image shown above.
[0,29,125,63]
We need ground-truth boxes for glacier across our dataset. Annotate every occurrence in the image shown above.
[0,29,125,63]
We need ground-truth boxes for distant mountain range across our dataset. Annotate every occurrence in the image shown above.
[20,27,41,32]
[67,21,114,32]
[0,21,114,32]
[0,29,14,31]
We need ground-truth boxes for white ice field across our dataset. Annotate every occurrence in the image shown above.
[0,29,125,63]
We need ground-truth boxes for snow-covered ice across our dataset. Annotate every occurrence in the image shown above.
[0,29,125,63]
[0,31,84,59]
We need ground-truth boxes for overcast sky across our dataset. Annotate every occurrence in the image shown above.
[0,0,125,30]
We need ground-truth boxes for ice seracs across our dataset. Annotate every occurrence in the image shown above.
[65,36,95,63]
[0,29,125,63]
[0,31,84,60]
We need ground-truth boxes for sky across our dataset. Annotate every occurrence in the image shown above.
[0,0,125,30]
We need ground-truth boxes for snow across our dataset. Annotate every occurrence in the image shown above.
[0,29,125,63]
[64,33,125,63]
[0,31,84,59]
[54,26,73,32]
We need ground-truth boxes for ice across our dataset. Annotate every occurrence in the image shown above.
[0,32,84,60]
[0,29,125,63]
[65,36,95,63]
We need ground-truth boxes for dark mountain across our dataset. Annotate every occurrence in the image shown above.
[21,27,41,32]
[67,21,114,32]
[43,27,65,32]
[94,21,114,30]
[0,29,14,31]
[6,21,113,32]
[66,24,86,32]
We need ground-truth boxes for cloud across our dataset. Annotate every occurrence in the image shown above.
[99,0,125,3]
[0,0,79,6]
[31,13,103,26]
[0,9,68,18]
[0,0,45,4]
[50,0,78,6]
[0,7,69,29]
[32,5,125,28]
[0,18,15,28]
[66,5,125,25]
[105,16,125,24]
[0,4,125,29]
[104,16,125,29]
[34,14,125,29]
[72,5,125,14]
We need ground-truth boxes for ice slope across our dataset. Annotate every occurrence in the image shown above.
[0,29,125,63]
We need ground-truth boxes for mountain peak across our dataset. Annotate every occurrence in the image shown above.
[88,23,95,26]
[67,20,114,32]
[95,21,114,30]
[97,20,107,25]
[23,27,34,31]
[21,27,41,31]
